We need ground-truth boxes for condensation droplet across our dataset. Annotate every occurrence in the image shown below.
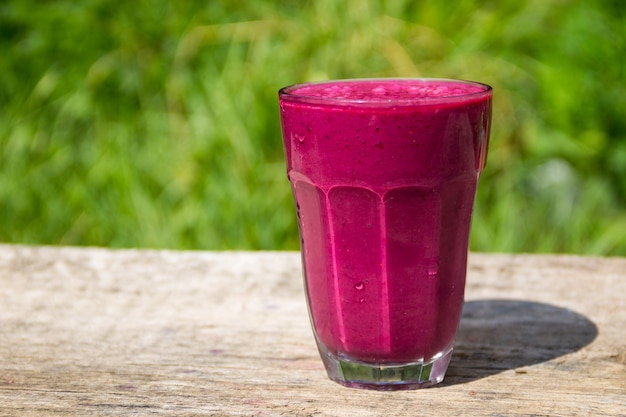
[354,282,364,290]
[427,260,439,277]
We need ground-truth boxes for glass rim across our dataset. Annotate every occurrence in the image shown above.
[278,77,492,107]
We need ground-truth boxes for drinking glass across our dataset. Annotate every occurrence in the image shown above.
[278,78,492,390]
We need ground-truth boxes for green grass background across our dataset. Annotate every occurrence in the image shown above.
[1,0,625,254]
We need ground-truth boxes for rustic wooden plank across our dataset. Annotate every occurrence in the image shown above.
[0,245,624,416]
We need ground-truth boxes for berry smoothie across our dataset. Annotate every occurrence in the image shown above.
[279,79,492,388]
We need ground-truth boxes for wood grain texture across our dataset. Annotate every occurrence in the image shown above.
[0,245,624,416]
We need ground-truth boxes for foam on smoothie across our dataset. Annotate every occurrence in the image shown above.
[284,79,488,103]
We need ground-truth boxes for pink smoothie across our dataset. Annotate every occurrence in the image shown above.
[279,79,492,365]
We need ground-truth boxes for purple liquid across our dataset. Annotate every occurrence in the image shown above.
[279,79,492,365]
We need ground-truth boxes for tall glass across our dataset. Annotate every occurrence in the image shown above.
[278,78,492,390]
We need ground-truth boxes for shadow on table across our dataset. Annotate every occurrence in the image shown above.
[441,299,598,386]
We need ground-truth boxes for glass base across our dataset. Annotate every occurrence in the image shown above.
[318,345,453,391]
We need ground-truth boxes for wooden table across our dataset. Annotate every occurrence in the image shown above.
[0,245,624,416]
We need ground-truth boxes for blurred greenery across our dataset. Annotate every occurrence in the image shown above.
[0,0,625,254]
